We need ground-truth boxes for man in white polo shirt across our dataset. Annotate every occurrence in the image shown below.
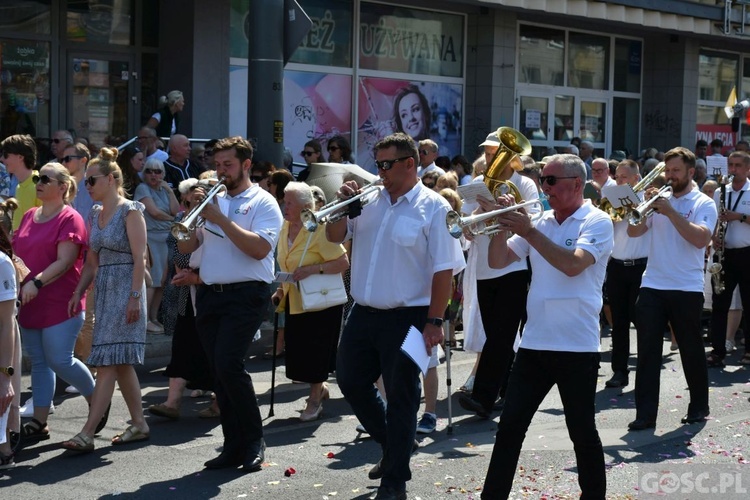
[481,153,613,499]
[178,136,282,473]
[627,147,717,431]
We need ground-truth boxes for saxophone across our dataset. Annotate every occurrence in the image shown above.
[708,176,732,294]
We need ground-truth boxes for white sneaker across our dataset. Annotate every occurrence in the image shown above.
[19,397,54,417]
[65,385,80,394]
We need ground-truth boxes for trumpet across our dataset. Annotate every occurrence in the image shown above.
[446,199,544,238]
[599,162,665,221]
[627,184,672,226]
[170,177,227,241]
[301,179,383,232]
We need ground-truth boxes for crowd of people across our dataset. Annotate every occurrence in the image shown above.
[1,107,749,499]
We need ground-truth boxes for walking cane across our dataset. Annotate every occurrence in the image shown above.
[268,311,279,418]
[443,321,453,435]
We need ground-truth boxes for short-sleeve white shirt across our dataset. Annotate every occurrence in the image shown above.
[640,190,717,292]
[0,253,17,309]
[714,179,750,249]
[507,201,614,352]
[197,185,282,285]
[346,182,465,309]
[611,216,650,260]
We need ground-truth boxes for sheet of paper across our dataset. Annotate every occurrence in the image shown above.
[601,184,639,209]
[400,325,430,375]
[274,271,296,283]
[706,155,728,179]
[457,183,495,204]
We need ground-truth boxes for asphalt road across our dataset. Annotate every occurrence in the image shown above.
[2,326,750,499]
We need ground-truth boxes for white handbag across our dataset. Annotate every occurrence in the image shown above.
[295,232,347,312]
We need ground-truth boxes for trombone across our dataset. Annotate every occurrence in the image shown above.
[627,184,672,226]
[170,177,227,241]
[301,179,383,232]
[446,199,544,238]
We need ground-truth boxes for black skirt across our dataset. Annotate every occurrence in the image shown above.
[284,304,343,383]
[164,299,214,391]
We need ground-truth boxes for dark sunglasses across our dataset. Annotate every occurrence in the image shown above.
[84,174,106,187]
[327,146,340,152]
[423,182,436,189]
[375,156,411,171]
[250,175,267,183]
[143,168,163,175]
[419,149,431,156]
[539,175,578,186]
[300,151,316,157]
[62,155,84,163]
[32,174,60,185]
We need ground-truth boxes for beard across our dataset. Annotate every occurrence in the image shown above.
[669,175,691,194]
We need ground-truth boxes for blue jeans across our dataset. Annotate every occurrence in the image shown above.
[482,349,605,499]
[336,304,427,491]
[21,313,94,407]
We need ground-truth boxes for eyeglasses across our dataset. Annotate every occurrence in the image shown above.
[539,175,578,186]
[250,175,267,183]
[375,156,412,171]
[423,182,436,189]
[32,174,60,185]
[300,151,316,157]
[62,155,84,163]
[327,146,340,152]
[84,174,107,187]
[419,149,431,156]
[144,168,163,175]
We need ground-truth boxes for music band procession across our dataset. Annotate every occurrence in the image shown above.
[2,122,750,499]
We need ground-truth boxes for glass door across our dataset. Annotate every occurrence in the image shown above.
[67,53,135,147]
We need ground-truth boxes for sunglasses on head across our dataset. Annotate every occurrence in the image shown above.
[84,174,107,187]
[327,146,340,152]
[250,175,267,183]
[144,168,163,175]
[539,175,578,186]
[300,151,316,157]
[375,156,411,171]
[62,155,84,163]
[32,174,60,185]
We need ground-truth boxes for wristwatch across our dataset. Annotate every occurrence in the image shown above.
[0,366,14,376]
[130,291,141,299]
[742,214,747,223]
[32,278,43,289]
[426,317,444,327]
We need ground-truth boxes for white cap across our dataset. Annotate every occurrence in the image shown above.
[479,132,500,147]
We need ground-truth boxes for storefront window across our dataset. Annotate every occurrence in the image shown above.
[519,25,564,86]
[0,40,50,141]
[67,0,133,45]
[0,1,51,35]
[568,32,609,90]
[291,0,352,67]
[359,3,464,78]
[612,97,639,155]
[614,39,641,93]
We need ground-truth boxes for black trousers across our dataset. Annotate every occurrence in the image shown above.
[710,247,750,358]
[606,260,646,373]
[634,288,708,421]
[471,270,529,409]
[196,282,270,453]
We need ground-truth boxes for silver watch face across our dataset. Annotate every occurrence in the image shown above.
[131,291,141,299]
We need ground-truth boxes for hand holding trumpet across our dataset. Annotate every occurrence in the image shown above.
[476,195,534,237]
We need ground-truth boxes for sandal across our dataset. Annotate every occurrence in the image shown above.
[190,389,208,398]
[0,451,15,470]
[197,406,220,419]
[112,425,150,445]
[706,353,725,368]
[21,418,50,442]
[61,432,95,453]
[740,353,750,365]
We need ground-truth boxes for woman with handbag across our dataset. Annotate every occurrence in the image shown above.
[271,182,348,422]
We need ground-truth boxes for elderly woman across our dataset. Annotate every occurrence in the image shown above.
[134,158,179,333]
[271,182,349,421]
[13,163,98,442]
[147,90,185,138]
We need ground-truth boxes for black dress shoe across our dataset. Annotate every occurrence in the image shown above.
[242,439,266,472]
[628,418,656,431]
[204,449,243,469]
[458,395,491,419]
[368,440,419,480]
[369,486,407,500]
[492,397,505,412]
[605,372,629,388]
[681,409,710,424]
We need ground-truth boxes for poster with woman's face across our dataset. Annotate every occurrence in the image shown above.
[356,77,462,172]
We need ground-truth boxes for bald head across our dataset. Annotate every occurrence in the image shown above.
[591,158,610,185]
[169,134,191,163]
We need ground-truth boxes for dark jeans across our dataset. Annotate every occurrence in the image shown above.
[634,288,708,421]
[482,349,605,499]
[606,260,646,373]
[336,304,427,491]
[196,282,269,454]
[710,247,750,358]
[473,271,529,407]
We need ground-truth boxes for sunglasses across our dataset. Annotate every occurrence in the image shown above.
[327,146,340,152]
[144,168,163,175]
[419,149,431,155]
[423,182,436,189]
[84,174,107,187]
[250,175,267,183]
[32,174,60,185]
[300,151,316,157]
[539,175,578,186]
[375,156,411,171]
[62,155,84,163]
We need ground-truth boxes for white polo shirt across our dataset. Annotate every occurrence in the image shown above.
[346,182,465,309]
[417,162,446,178]
[640,189,717,292]
[611,192,649,260]
[714,179,750,249]
[197,184,282,285]
[507,201,614,352]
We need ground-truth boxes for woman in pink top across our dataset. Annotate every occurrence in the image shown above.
[12,162,101,443]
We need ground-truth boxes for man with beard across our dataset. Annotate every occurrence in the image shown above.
[178,136,282,472]
[627,147,717,430]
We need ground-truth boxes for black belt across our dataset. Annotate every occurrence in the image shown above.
[359,305,417,314]
[610,257,648,267]
[204,280,261,292]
